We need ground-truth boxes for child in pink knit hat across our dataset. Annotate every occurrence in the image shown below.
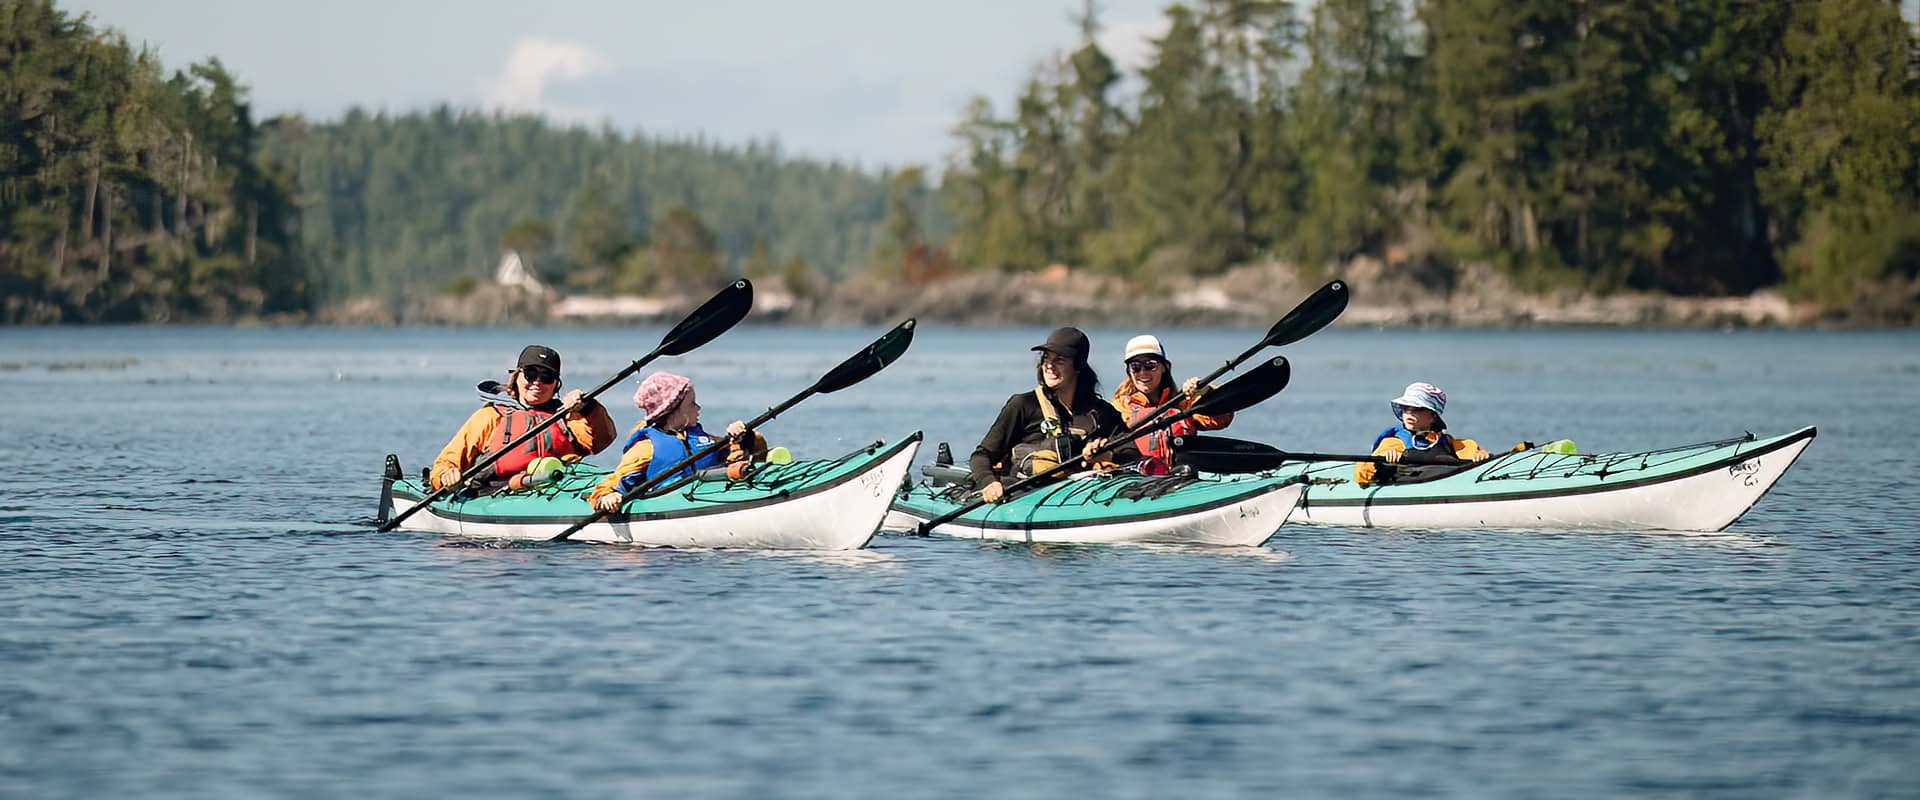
[590,372,767,511]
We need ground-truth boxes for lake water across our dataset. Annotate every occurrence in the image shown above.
[3,322,1917,798]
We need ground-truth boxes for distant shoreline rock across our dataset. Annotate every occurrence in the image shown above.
[781,261,1844,329]
[114,260,1920,328]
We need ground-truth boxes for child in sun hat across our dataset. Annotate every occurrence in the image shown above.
[589,371,769,512]
[1354,381,1491,487]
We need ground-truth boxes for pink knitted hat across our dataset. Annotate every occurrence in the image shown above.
[633,371,693,423]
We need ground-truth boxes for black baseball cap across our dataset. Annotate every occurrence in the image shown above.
[516,345,561,375]
[1031,327,1090,363]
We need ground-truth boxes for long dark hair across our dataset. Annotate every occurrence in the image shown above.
[1035,356,1101,410]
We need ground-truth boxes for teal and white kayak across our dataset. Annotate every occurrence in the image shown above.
[884,466,1304,546]
[1270,427,1815,532]
[379,433,921,549]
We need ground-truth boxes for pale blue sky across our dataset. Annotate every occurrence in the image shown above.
[64,1,1920,169]
[66,0,1174,169]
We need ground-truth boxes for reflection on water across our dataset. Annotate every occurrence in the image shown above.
[1631,529,1784,549]
[1315,525,1785,550]
[744,544,902,564]
[958,538,1295,564]
[429,535,905,569]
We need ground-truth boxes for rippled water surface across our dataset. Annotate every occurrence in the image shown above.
[4,323,1917,798]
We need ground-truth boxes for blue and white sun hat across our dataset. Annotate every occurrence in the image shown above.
[1389,382,1448,429]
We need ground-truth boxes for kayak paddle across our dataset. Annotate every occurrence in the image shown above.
[1134,280,1347,427]
[548,318,919,542]
[912,356,1291,536]
[906,283,1345,537]
[1170,433,1469,473]
[378,279,754,532]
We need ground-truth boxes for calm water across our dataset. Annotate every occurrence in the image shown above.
[3,323,1917,798]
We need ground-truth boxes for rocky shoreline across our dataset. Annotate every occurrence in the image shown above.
[794,261,1820,328]
[307,260,1912,329]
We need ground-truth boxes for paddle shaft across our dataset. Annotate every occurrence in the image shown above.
[379,280,752,533]
[1127,281,1347,444]
[934,280,1343,510]
[547,390,817,541]
[1281,449,1465,466]
[911,393,1223,536]
[1116,337,1271,444]
[378,359,655,532]
[546,317,919,542]
[1173,434,1471,472]
[932,279,1346,517]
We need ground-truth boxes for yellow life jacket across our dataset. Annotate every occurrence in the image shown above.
[1014,386,1075,478]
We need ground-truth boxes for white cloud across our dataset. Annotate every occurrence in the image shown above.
[1097,15,1170,74]
[483,37,612,119]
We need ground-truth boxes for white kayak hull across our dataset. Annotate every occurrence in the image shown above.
[385,435,920,549]
[1287,427,1815,532]
[885,477,1304,547]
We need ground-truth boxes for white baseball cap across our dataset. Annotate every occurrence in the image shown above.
[1123,334,1166,362]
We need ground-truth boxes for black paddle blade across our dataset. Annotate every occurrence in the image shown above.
[1172,435,1287,474]
[1191,356,1290,417]
[1263,280,1349,348]
[815,318,916,394]
[658,279,753,356]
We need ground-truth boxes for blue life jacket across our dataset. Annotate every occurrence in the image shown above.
[619,424,727,493]
[1371,425,1456,454]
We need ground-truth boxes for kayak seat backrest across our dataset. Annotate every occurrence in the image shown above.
[922,462,972,487]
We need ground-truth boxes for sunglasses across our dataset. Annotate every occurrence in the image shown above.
[1126,360,1163,373]
[521,367,558,384]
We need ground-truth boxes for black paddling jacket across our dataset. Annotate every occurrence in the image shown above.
[969,389,1139,488]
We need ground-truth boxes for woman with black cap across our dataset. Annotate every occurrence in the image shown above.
[969,327,1137,503]
[429,344,617,491]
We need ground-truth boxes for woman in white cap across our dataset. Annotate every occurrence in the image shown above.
[589,371,766,512]
[430,345,617,492]
[1111,334,1235,476]
[1354,382,1490,487]
[970,326,1137,503]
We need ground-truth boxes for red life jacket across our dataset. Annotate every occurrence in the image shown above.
[1123,388,1193,476]
[486,404,578,477]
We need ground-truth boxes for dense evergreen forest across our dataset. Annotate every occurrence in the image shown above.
[3,0,1918,323]
[948,0,1920,310]
[0,0,928,321]
[2,0,306,322]
[261,111,939,305]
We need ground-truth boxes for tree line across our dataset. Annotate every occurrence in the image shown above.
[1,0,930,321]
[4,0,1917,323]
[263,108,943,306]
[2,0,306,322]
[945,0,1919,312]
